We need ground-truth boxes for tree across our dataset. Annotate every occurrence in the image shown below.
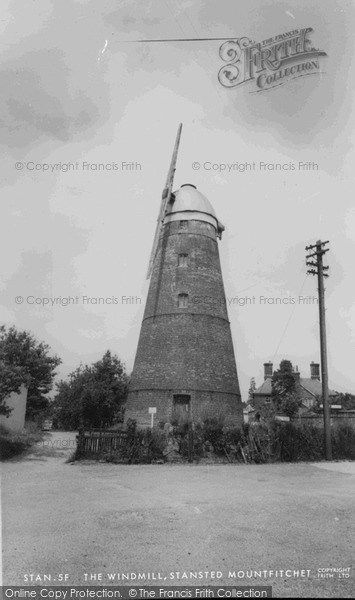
[0,325,61,419]
[271,360,301,418]
[336,393,355,410]
[277,392,302,418]
[53,350,128,430]
[271,360,295,397]
[0,362,26,416]
[247,377,256,407]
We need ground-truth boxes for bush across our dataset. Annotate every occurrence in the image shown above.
[245,420,355,463]
[331,425,355,460]
[171,417,247,462]
[276,423,324,461]
[73,420,167,464]
[72,418,355,464]
[0,434,27,460]
[119,422,166,464]
[269,422,355,462]
[202,418,225,455]
[0,424,43,460]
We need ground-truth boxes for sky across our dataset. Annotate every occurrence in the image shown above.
[1,0,355,400]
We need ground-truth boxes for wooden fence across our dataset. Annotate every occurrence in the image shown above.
[76,429,127,456]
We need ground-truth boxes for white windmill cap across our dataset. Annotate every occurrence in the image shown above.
[165,184,225,236]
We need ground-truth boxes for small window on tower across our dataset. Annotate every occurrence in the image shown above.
[178,253,188,267]
[178,293,188,308]
[179,220,188,229]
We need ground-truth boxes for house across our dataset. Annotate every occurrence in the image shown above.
[252,361,338,414]
[0,384,28,432]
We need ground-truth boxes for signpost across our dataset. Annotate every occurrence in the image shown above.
[148,407,157,429]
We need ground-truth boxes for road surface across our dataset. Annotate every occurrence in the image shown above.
[1,431,354,597]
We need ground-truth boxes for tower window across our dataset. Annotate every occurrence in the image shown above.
[178,253,188,267]
[179,220,188,229]
[178,293,188,308]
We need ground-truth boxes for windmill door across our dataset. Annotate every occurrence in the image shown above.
[172,394,191,425]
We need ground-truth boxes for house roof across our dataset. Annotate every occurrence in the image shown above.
[299,378,337,398]
[254,377,337,398]
[254,379,272,395]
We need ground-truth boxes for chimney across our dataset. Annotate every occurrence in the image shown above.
[293,365,300,381]
[310,362,320,380]
[264,361,273,380]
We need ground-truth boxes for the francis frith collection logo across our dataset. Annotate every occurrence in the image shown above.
[218,27,327,91]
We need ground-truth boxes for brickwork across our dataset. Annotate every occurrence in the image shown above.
[125,215,242,428]
[124,389,243,429]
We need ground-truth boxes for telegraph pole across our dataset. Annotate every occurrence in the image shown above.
[306,240,332,460]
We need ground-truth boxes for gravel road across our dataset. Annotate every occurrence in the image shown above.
[1,431,354,598]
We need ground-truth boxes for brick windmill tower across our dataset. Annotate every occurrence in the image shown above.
[124,125,242,428]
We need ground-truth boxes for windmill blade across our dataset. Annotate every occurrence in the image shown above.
[162,122,182,204]
[146,123,182,278]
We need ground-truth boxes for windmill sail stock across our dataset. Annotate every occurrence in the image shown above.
[146,123,183,279]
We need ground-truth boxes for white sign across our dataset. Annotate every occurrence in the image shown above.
[148,407,157,414]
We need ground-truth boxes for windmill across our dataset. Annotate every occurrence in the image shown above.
[125,125,242,432]
[146,123,182,278]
